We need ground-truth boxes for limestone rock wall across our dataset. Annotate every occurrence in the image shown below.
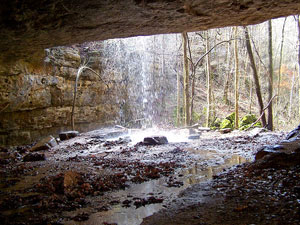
[0,47,119,146]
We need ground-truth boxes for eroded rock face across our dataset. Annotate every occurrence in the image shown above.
[0,0,300,63]
[0,46,120,146]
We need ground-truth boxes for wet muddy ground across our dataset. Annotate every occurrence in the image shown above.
[1,127,298,225]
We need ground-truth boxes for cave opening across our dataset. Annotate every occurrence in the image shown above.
[1,1,300,224]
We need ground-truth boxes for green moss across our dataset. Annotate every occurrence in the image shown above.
[211,118,221,129]
[239,124,250,131]
[220,119,233,129]
[239,114,261,130]
[225,112,235,123]
[240,114,257,127]
[239,121,262,131]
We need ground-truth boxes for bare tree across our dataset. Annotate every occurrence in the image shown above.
[297,15,300,120]
[267,20,274,131]
[182,32,190,126]
[244,26,267,127]
[276,17,287,126]
[176,61,181,126]
[289,68,296,120]
[234,26,239,129]
[223,28,232,105]
[206,30,212,127]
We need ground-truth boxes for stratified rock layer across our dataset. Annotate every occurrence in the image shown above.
[0,46,120,146]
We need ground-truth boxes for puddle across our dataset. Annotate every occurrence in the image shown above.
[68,155,249,225]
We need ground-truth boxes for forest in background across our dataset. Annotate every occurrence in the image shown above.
[80,15,300,131]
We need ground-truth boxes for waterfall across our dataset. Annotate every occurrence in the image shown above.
[100,34,181,128]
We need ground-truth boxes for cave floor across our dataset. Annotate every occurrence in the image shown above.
[1,128,299,225]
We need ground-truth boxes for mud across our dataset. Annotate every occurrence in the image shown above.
[0,127,289,225]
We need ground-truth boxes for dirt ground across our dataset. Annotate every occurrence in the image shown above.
[1,127,299,225]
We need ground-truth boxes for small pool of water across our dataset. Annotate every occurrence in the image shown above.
[67,155,249,225]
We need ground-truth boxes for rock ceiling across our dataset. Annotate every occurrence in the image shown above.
[0,0,300,63]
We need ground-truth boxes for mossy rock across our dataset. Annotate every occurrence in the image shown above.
[240,114,257,127]
[220,119,233,129]
[225,112,236,123]
[211,118,221,129]
[240,124,251,131]
[240,121,262,130]
[254,121,262,128]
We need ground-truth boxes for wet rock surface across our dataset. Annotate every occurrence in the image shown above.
[142,131,300,225]
[142,136,168,145]
[59,131,80,141]
[142,153,300,225]
[23,153,46,162]
[30,135,58,152]
[0,127,293,225]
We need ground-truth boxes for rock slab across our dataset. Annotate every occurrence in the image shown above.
[143,136,168,145]
[59,131,79,141]
[23,153,46,162]
[30,135,58,151]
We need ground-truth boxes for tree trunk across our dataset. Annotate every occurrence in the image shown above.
[276,17,287,126]
[249,80,253,114]
[206,30,212,127]
[243,26,267,127]
[223,30,231,105]
[176,66,181,126]
[182,32,190,126]
[234,26,239,129]
[289,69,296,120]
[267,20,274,131]
[297,15,300,120]
[187,35,195,125]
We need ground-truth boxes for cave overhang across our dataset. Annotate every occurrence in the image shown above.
[0,0,300,65]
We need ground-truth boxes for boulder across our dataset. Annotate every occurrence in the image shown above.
[240,114,257,127]
[254,151,300,169]
[220,128,232,134]
[143,136,168,145]
[255,146,279,160]
[276,139,300,153]
[59,131,79,141]
[210,118,221,129]
[23,153,46,162]
[239,114,262,130]
[220,119,232,129]
[30,135,58,151]
[286,123,300,140]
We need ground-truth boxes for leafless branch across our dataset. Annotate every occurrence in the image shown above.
[245,95,277,131]
[71,63,109,130]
